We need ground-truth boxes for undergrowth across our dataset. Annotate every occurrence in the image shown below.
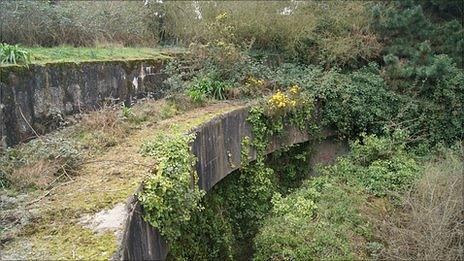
[253,131,422,260]
[0,99,182,190]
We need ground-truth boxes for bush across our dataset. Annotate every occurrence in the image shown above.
[315,63,398,138]
[0,0,157,46]
[253,133,421,260]
[0,43,31,65]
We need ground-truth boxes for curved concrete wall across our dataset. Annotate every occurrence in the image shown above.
[0,58,169,148]
[117,106,347,260]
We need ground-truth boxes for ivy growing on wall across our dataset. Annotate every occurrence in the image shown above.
[138,133,205,240]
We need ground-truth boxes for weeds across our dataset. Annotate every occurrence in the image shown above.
[375,146,464,260]
[0,43,31,65]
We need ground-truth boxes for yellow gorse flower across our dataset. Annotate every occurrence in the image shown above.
[246,76,265,87]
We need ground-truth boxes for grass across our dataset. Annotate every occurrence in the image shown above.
[374,146,464,260]
[0,99,245,259]
[1,45,185,66]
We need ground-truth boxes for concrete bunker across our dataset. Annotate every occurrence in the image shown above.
[117,106,347,260]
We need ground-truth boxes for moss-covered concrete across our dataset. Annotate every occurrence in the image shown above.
[0,101,244,260]
[0,57,171,149]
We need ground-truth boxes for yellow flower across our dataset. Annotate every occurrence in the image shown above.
[216,11,228,21]
[290,84,300,95]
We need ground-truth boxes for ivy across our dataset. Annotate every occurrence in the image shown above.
[138,133,205,241]
[253,132,422,260]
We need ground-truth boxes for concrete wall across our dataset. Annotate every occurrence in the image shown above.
[117,106,347,260]
[0,58,169,148]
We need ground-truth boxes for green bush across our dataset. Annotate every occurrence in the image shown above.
[333,132,421,197]
[315,63,398,138]
[253,133,421,260]
[138,133,205,241]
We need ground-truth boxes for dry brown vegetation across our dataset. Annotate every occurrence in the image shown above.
[375,146,464,260]
[8,160,60,189]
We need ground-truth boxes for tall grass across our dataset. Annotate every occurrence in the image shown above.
[376,145,464,260]
[0,0,158,47]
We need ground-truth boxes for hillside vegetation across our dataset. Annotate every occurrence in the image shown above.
[0,0,463,260]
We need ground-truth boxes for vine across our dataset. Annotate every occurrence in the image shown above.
[138,133,205,241]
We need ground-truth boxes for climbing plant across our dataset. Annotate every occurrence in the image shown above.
[138,133,205,241]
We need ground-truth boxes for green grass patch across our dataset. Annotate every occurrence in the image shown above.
[1,46,185,65]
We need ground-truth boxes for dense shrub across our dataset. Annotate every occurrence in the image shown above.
[253,133,421,260]
[315,63,398,138]
[0,0,158,46]
[166,142,314,260]
[161,1,381,68]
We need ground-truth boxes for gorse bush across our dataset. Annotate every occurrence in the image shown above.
[0,43,31,65]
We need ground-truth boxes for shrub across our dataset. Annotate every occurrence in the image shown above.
[315,63,398,138]
[253,133,421,260]
[138,133,205,240]
[0,43,31,65]
[332,132,421,197]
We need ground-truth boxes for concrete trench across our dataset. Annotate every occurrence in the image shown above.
[116,106,348,260]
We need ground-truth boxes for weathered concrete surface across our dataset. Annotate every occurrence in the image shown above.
[0,58,169,148]
[116,191,168,261]
[117,106,347,260]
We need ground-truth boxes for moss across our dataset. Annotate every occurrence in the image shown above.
[0,64,33,84]
[3,224,117,260]
[20,46,180,65]
[0,100,244,259]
